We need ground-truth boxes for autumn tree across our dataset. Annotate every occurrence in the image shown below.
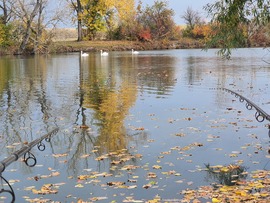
[0,0,14,25]
[0,0,65,54]
[79,0,136,40]
[204,0,270,58]
[0,0,14,47]
[69,0,83,41]
[192,24,212,40]
[137,0,175,40]
[105,0,136,40]
[0,21,12,47]
[181,7,204,38]
[81,0,106,40]
[182,7,202,30]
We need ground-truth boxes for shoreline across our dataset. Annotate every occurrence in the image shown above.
[0,40,205,55]
[1,39,267,55]
[49,40,205,54]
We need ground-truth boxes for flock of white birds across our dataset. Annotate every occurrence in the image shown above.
[80,49,139,57]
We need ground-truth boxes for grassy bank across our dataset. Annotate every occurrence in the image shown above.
[49,39,205,54]
[0,39,205,55]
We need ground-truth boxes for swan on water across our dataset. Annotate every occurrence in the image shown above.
[100,50,109,56]
[132,49,139,54]
[81,51,89,57]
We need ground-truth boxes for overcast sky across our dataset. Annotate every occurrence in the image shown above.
[140,0,215,25]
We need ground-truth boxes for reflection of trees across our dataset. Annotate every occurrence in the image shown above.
[186,56,203,85]
[136,55,177,96]
[0,58,12,97]
[0,55,57,158]
[205,163,248,186]
[79,54,138,153]
[0,53,179,175]
[65,54,143,175]
[94,84,137,152]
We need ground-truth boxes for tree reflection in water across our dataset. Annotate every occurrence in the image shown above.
[66,54,147,174]
[205,163,248,186]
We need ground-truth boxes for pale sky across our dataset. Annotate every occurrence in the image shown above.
[48,0,215,27]
[140,0,215,25]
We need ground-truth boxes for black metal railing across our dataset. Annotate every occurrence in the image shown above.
[0,128,59,202]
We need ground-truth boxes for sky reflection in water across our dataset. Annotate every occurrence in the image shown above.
[0,48,270,202]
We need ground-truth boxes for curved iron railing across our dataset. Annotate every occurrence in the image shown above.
[0,128,59,202]
[219,88,270,136]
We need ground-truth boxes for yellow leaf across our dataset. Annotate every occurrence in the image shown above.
[152,165,162,169]
[220,167,229,172]
[75,184,84,188]
[212,198,221,203]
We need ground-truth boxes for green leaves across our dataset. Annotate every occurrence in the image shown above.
[204,0,270,58]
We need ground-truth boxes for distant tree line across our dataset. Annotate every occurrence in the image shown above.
[0,0,270,55]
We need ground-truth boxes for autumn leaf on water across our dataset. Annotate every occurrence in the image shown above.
[90,197,108,201]
[95,155,108,161]
[152,165,162,169]
[175,133,186,137]
[75,184,84,188]
[32,184,58,195]
[134,127,145,131]
[128,179,137,183]
[52,153,68,158]
[135,154,143,158]
[212,197,221,203]
[107,181,125,186]
[111,160,122,165]
[143,184,152,189]
[121,165,140,170]
[147,172,157,178]
[80,154,91,158]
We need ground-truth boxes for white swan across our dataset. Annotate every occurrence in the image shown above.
[81,51,89,57]
[132,49,139,54]
[100,50,108,56]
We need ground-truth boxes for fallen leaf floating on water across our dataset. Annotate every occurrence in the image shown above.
[175,133,186,137]
[135,154,143,158]
[111,160,122,165]
[143,184,152,189]
[75,184,84,188]
[134,127,145,131]
[32,184,58,195]
[181,170,270,202]
[147,172,157,178]
[52,153,68,158]
[95,155,108,161]
[168,118,175,123]
[121,164,140,171]
[80,154,90,158]
[107,181,125,186]
[127,179,137,183]
[161,151,171,155]
[152,165,162,169]
[89,196,108,201]
[78,172,113,180]
[127,185,137,189]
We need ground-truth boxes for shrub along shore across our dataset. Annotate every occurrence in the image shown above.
[48,39,205,54]
[0,40,206,55]
[2,39,266,55]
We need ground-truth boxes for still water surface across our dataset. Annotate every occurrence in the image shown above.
[0,48,270,202]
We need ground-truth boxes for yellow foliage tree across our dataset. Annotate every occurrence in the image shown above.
[80,0,135,40]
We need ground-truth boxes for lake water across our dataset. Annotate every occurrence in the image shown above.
[0,48,270,202]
